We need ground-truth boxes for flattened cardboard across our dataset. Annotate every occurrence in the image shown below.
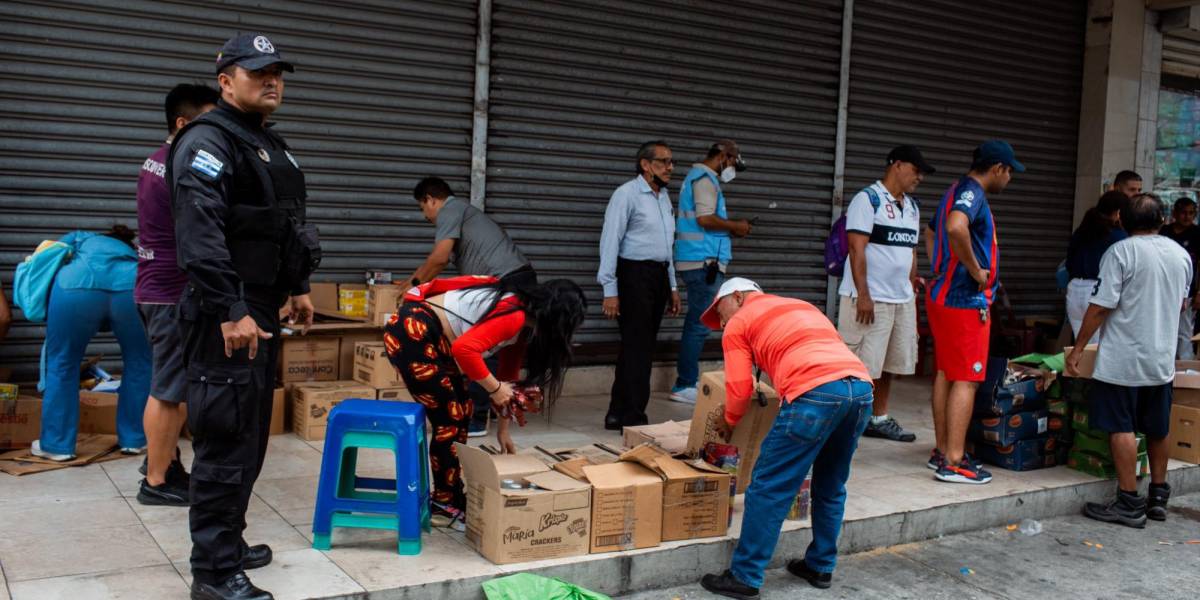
[457,443,591,564]
[580,460,663,553]
[290,381,375,441]
[687,371,781,493]
[619,444,730,541]
[0,434,125,476]
[353,341,404,388]
[278,336,340,383]
[623,420,691,455]
[0,395,41,449]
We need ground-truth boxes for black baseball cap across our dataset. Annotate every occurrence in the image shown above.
[215,33,295,74]
[887,145,936,174]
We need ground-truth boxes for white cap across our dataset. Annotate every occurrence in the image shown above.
[700,277,762,330]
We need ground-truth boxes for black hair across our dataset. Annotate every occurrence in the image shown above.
[1121,193,1165,234]
[635,140,669,174]
[705,139,737,160]
[412,176,454,202]
[1173,196,1197,213]
[1114,170,1142,186]
[165,84,220,134]
[462,278,587,403]
[102,224,137,250]
[1073,191,1126,246]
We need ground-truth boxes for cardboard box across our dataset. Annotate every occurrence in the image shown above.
[337,330,382,382]
[353,342,404,388]
[1062,345,1098,378]
[0,395,41,449]
[1174,360,1200,405]
[78,390,118,435]
[0,383,18,401]
[580,460,663,553]
[279,336,340,383]
[339,284,368,317]
[1072,429,1148,459]
[619,444,730,541]
[377,387,414,401]
[623,420,691,455]
[368,284,403,314]
[309,282,339,313]
[968,410,1056,446]
[457,443,592,565]
[1067,449,1149,479]
[973,436,1066,471]
[974,357,1046,416]
[290,381,375,441]
[687,371,781,494]
[270,387,287,435]
[1167,397,1200,463]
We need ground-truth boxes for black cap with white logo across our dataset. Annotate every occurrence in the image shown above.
[215,33,295,74]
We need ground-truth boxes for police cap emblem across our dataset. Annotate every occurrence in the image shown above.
[253,36,275,54]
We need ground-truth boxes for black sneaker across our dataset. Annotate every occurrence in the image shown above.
[1147,483,1171,522]
[191,571,272,600]
[863,417,916,442]
[786,559,833,589]
[1083,491,1147,529]
[934,459,992,484]
[699,570,759,600]
[137,478,190,507]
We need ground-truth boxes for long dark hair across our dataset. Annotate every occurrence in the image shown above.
[468,278,588,403]
[103,224,137,250]
[1072,191,1125,246]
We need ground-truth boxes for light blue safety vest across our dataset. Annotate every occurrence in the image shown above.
[675,166,732,265]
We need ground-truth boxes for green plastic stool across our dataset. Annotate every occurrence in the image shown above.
[311,401,431,555]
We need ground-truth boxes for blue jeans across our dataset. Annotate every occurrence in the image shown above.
[674,268,724,390]
[730,378,873,588]
[41,283,151,454]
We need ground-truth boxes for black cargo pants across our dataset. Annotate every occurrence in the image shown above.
[178,287,279,585]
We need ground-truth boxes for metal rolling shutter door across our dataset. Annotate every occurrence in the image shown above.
[845,0,1085,320]
[485,0,843,355]
[0,0,477,381]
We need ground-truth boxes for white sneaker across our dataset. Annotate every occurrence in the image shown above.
[120,446,146,455]
[30,440,76,462]
[669,387,698,404]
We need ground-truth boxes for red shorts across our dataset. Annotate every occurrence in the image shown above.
[925,296,990,382]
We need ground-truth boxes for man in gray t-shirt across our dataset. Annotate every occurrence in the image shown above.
[1067,193,1191,529]
[402,176,533,294]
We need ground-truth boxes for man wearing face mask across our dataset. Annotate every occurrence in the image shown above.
[598,140,682,430]
[669,140,752,405]
[169,33,319,600]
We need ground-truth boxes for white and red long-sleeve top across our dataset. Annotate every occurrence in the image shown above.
[403,276,527,382]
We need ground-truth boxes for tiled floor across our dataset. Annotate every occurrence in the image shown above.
[0,377,1193,600]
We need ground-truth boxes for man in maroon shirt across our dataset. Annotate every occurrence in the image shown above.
[135,84,219,506]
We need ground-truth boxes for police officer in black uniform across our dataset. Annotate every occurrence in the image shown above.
[169,33,319,600]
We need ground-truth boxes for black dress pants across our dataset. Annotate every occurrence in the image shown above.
[608,259,670,426]
[178,288,280,585]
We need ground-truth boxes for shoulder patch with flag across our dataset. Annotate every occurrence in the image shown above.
[190,149,224,179]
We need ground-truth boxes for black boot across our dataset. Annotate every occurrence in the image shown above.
[191,572,272,600]
[699,570,759,600]
[787,559,833,589]
[1083,489,1147,528]
[1147,483,1171,521]
[243,544,273,570]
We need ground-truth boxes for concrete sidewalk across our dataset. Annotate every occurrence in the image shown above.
[619,492,1200,599]
[0,377,1196,599]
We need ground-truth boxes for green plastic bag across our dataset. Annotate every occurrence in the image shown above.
[482,573,611,600]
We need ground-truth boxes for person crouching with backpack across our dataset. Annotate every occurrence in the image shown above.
[34,226,152,461]
[835,145,935,444]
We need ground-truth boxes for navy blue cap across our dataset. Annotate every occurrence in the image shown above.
[215,34,294,74]
[974,139,1025,173]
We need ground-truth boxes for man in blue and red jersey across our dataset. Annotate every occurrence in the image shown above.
[924,140,1024,485]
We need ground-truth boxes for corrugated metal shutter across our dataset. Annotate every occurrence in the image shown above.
[1163,32,1200,80]
[485,0,843,352]
[844,0,1086,320]
[0,0,477,381]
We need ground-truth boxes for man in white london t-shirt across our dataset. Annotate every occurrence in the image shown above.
[836,145,936,443]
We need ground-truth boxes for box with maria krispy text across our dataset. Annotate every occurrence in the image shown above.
[456,443,592,565]
[687,371,780,494]
[352,341,404,388]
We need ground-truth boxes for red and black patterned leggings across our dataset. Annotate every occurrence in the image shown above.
[383,302,474,511]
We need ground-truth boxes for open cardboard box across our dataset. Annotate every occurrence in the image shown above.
[456,443,592,564]
[623,420,691,455]
[687,371,781,494]
[579,460,663,553]
[619,444,731,541]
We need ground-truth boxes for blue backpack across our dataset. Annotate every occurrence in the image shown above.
[824,188,882,277]
[13,240,73,322]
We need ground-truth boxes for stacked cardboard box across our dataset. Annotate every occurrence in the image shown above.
[1060,346,1151,478]
[969,357,1066,471]
[338,283,368,317]
[687,371,781,493]
[290,381,375,441]
[1169,361,1200,464]
[0,393,40,449]
[367,284,403,326]
[278,337,340,384]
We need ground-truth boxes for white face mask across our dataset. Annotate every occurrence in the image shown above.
[720,166,737,183]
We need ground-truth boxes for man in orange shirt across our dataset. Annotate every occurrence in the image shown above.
[699,278,873,599]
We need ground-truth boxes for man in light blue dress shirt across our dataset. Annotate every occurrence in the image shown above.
[598,140,682,430]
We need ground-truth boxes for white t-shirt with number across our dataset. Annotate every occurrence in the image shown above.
[1092,235,1192,386]
[837,181,921,303]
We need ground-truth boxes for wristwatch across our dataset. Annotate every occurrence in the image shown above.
[410,277,420,287]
